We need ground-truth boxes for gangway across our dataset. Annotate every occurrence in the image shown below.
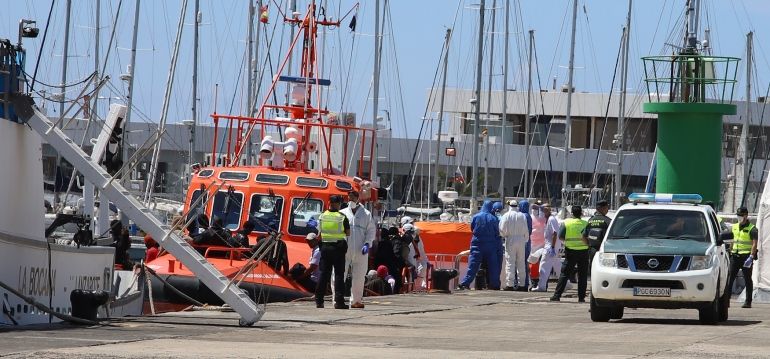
[10,94,262,326]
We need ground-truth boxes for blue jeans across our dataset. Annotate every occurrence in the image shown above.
[524,240,531,287]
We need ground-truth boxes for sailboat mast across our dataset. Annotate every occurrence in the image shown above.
[483,0,497,198]
[470,0,486,212]
[191,0,200,169]
[498,1,510,200]
[561,0,578,208]
[372,0,382,183]
[124,0,141,166]
[245,1,254,164]
[93,0,100,122]
[615,0,632,209]
[434,29,452,195]
[54,0,72,209]
[524,29,533,198]
[144,0,190,204]
[738,31,752,209]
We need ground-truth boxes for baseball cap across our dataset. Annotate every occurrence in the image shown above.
[737,207,749,215]
[329,195,343,204]
[596,200,609,207]
[508,199,518,207]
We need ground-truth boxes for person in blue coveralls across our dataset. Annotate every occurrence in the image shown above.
[457,200,503,290]
[518,200,533,289]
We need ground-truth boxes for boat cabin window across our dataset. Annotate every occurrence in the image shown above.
[188,189,208,220]
[197,169,214,178]
[255,173,289,185]
[249,194,283,233]
[211,190,243,230]
[219,171,249,181]
[296,177,328,188]
[288,197,323,236]
[335,180,353,191]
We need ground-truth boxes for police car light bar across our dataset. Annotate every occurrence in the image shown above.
[627,193,702,204]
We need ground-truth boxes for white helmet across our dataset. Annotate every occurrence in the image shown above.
[402,223,416,233]
[400,216,414,226]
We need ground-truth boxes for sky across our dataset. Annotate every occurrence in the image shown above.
[5,0,770,155]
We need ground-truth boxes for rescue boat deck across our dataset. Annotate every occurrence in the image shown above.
[1,290,769,358]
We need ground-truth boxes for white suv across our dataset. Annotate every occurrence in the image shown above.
[590,194,731,324]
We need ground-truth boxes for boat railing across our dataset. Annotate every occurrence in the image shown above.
[210,113,377,180]
[202,246,253,265]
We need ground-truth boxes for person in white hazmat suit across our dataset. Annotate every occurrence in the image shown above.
[533,204,562,292]
[401,216,429,289]
[335,190,376,309]
[499,200,530,290]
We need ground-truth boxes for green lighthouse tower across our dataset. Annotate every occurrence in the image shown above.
[642,1,739,205]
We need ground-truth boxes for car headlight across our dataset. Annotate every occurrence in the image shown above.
[599,252,617,267]
[689,256,712,270]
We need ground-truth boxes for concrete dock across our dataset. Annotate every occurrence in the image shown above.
[2,290,769,358]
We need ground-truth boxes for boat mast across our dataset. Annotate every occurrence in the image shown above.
[433,28,452,196]
[524,29,533,199]
[245,0,254,164]
[191,0,200,170]
[285,0,297,106]
[736,31,752,210]
[561,0,578,208]
[614,0,632,209]
[144,0,189,204]
[499,0,510,200]
[124,0,141,167]
[54,0,72,209]
[483,0,497,198]
[470,0,485,212]
[372,0,382,184]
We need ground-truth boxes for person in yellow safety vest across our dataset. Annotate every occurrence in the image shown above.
[314,195,351,309]
[726,206,758,308]
[550,205,589,302]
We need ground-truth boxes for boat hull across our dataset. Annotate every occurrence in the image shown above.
[0,231,118,326]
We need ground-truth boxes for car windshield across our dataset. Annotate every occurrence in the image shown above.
[607,209,709,242]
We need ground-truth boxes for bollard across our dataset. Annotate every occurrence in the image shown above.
[70,289,109,322]
[430,269,458,294]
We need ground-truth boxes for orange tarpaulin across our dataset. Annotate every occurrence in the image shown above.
[414,221,473,256]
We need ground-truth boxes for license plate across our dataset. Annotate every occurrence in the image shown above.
[633,287,671,297]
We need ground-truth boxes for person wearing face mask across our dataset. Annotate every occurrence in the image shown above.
[726,207,759,308]
[337,190,377,309]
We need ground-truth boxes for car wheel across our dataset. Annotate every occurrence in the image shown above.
[609,306,624,320]
[699,281,720,325]
[719,283,730,322]
[590,295,611,322]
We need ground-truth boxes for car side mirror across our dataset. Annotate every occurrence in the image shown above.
[717,231,732,246]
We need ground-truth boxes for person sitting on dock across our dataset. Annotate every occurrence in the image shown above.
[290,233,322,292]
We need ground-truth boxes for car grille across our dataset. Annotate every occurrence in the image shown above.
[621,279,684,290]
[617,255,628,269]
[613,254,691,271]
[632,255,674,271]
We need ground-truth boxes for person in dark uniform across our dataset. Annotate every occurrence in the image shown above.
[727,207,759,308]
[315,195,351,309]
[550,205,589,302]
[584,200,611,269]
